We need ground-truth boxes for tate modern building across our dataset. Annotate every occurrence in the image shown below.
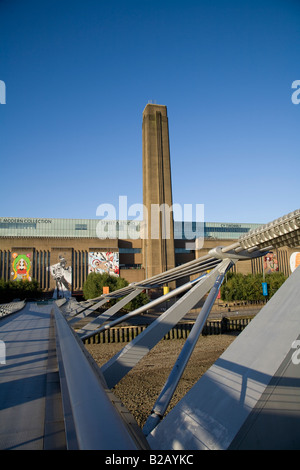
[0,105,293,297]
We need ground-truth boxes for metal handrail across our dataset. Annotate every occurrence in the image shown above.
[53,304,149,450]
[0,300,26,318]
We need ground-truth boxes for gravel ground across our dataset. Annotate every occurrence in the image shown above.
[86,332,239,428]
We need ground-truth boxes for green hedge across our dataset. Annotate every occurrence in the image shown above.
[82,272,149,311]
[220,272,287,302]
[0,279,43,303]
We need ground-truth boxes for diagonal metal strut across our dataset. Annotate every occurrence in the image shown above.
[101,259,232,389]
[142,258,233,436]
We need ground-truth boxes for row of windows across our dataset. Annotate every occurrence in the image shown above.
[119,264,142,270]
[119,248,141,253]
[174,226,252,238]
[0,222,37,229]
[205,227,250,233]
[0,218,260,240]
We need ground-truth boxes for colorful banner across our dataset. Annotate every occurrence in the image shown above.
[88,252,119,277]
[290,252,300,273]
[11,252,32,281]
[263,252,278,274]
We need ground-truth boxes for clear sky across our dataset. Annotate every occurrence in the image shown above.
[0,0,299,224]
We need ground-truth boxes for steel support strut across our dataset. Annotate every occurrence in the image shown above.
[101,259,231,389]
[76,288,144,336]
[68,298,108,325]
[80,274,208,342]
[142,259,233,436]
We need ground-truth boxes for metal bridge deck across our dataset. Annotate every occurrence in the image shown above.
[0,303,66,450]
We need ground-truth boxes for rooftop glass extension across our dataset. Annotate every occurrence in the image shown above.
[0,217,261,240]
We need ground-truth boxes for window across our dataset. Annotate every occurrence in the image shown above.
[120,264,142,269]
[175,248,191,254]
[0,222,36,229]
[119,248,141,253]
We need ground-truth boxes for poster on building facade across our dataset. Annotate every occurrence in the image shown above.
[290,252,300,273]
[88,251,119,277]
[263,252,278,273]
[11,252,32,281]
[48,250,72,299]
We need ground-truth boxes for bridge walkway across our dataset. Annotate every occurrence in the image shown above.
[0,302,66,450]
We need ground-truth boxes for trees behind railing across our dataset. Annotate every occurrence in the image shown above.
[0,279,42,303]
[220,272,287,302]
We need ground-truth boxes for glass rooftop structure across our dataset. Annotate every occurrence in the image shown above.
[0,217,261,240]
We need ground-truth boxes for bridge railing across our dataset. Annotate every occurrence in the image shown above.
[0,300,26,318]
[52,304,149,450]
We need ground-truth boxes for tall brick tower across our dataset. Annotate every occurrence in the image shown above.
[142,103,175,279]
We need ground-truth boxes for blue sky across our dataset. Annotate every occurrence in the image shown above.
[0,0,299,224]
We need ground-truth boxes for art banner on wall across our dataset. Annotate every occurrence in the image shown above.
[88,252,119,277]
[48,251,72,299]
[263,252,278,273]
[11,252,32,281]
[290,252,300,273]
